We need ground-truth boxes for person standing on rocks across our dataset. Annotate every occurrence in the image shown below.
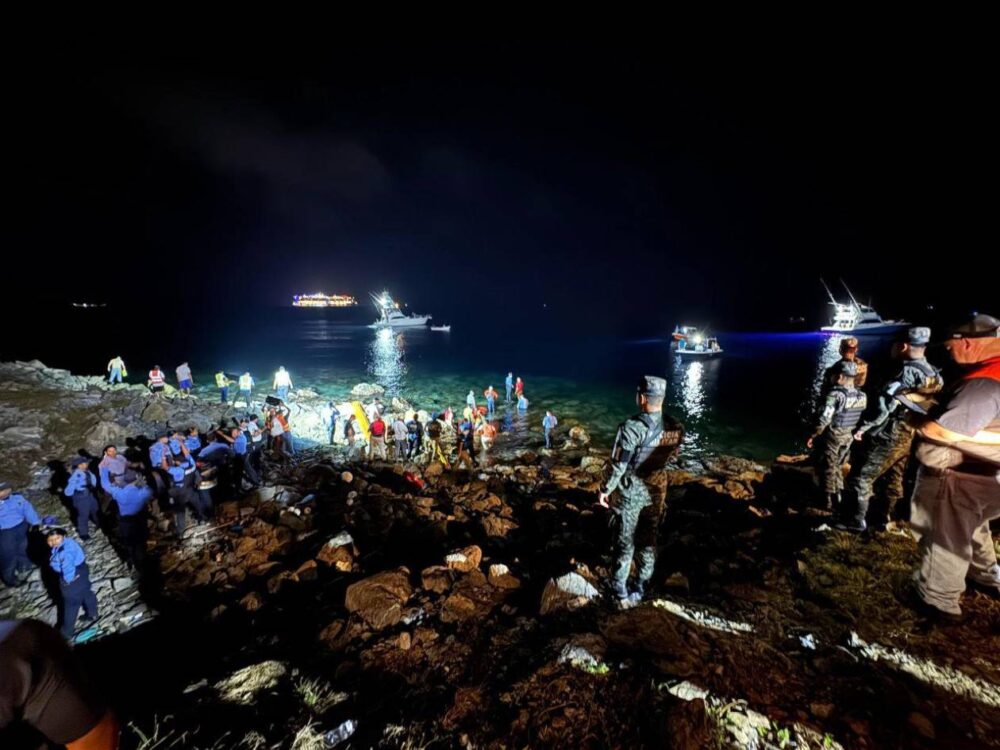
[517,393,529,412]
[505,372,514,403]
[64,458,100,541]
[107,470,153,569]
[515,376,524,400]
[477,418,497,456]
[106,355,126,385]
[822,337,869,396]
[910,314,1000,621]
[840,327,943,532]
[238,371,255,407]
[466,389,477,413]
[369,413,388,461]
[597,376,683,608]
[807,360,867,513]
[406,413,423,459]
[425,419,450,469]
[215,370,233,404]
[542,410,559,449]
[0,618,120,749]
[0,482,41,587]
[175,362,194,398]
[97,445,129,491]
[219,426,261,489]
[392,414,408,460]
[147,365,166,394]
[484,385,498,417]
[321,401,341,446]
[456,419,476,469]
[273,366,293,401]
[46,528,99,639]
[273,404,297,457]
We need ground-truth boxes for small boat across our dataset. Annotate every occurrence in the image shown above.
[672,325,723,357]
[368,292,432,328]
[820,280,909,335]
[430,325,451,332]
[71,302,107,309]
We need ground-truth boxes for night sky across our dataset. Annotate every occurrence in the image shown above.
[7,38,993,335]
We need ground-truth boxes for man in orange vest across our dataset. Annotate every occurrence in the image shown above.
[146,365,166,394]
[911,314,1000,621]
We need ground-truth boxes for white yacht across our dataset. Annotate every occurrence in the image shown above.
[368,292,432,328]
[820,280,909,335]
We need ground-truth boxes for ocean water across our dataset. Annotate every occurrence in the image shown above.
[2,306,917,461]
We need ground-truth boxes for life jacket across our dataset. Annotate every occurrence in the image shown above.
[148,370,165,386]
[239,374,253,390]
[215,372,227,388]
[275,413,290,431]
[830,386,867,429]
[628,413,684,479]
[964,356,1000,383]
[482,423,498,439]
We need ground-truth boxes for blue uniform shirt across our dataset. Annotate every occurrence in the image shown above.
[149,441,170,468]
[169,438,184,456]
[49,538,86,583]
[64,469,97,497]
[184,435,202,452]
[199,442,233,461]
[233,433,249,455]
[0,494,42,529]
[108,484,154,517]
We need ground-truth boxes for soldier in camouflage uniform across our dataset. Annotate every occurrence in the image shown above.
[821,337,869,396]
[840,327,942,532]
[598,376,683,608]
[808,360,867,512]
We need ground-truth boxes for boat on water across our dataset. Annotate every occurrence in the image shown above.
[430,325,451,332]
[368,292,431,329]
[71,302,107,309]
[292,293,357,308]
[820,280,909,335]
[671,325,723,357]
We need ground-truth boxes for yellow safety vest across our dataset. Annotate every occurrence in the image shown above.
[239,374,252,390]
[215,372,227,388]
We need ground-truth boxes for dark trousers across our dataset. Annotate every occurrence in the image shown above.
[406,437,419,458]
[60,564,98,638]
[0,522,32,585]
[118,512,148,568]
[240,453,261,486]
[72,491,100,539]
[219,386,229,403]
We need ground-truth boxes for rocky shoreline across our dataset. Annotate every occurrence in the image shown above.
[2,360,1000,749]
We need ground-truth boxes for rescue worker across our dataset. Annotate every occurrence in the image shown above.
[478,418,498,454]
[148,432,171,472]
[64,458,99,541]
[505,372,514,403]
[542,410,558,448]
[97,445,129,492]
[273,404,296,456]
[910,313,1000,620]
[238,371,255,407]
[807,360,867,512]
[821,337,868,395]
[425,419,450,469]
[273,366,293,400]
[406,413,423,459]
[0,618,119,749]
[597,376,683,607]
[175,361,193,397]
[106,355,126,384]
[218,426,260,489]
[184,426,202,457]
[106,471,153,569]
[484,385,498,417]
[456,420,476,469]
[215,370,232,404]
[164,455,198,533]
[841,327,943,531]
[147,365,166,394]
[47,528,98,639]
[321,401,340,445]
[0,482,41,587]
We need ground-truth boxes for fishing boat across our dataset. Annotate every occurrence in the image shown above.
[820,280,909,335]
[430,325,451,332]
[671,325,723,357]
[368,292,431,328]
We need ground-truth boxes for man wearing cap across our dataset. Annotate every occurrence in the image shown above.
[46,529,99,639]
[0,482,41,587]
[64,458,100,541]
[910,314,1000,620]
[106,471,154,569]
[822,337,869,395]
[807,360,867,512]
[841,327,943,531]
[597,376,683,607]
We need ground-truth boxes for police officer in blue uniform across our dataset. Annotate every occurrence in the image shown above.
[46,528,99,639]
[807,360,868,512]
[0,482,41,586]
[106,470,154,568]
[63,458,100,541]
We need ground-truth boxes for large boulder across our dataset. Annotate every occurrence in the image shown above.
[567,426,591,447]
[84,420,130,453]
[140,400,169,423]
[344,568,413,630]
[351,383,385,399]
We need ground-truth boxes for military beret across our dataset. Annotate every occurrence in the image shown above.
[638,375,667,396]
[907,327,931,346]
[951,313,1000,339]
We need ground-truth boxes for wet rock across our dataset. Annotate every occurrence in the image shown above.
[84,420,130,453]
[214,661,287,705]
[141,401,169,423]
[540,572,599,616]
[446,545,482,572]
[421,566,454,594]
[481,515,519,538]
[351,383,385,399]
[316,535,355,572]
[344,568,414,630]
[487,564,521,590]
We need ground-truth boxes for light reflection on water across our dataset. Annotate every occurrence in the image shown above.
[365,328,408,395]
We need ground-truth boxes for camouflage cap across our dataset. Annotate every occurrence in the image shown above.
[907,327,931,346]
[950,313,1000,339]
[839,337,859,352]
[638,375,667,396]
[836,360,859,378]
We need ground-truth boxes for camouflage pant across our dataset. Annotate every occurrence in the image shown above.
[847,423,914,526]
[819,427,855,494]
[609,473,667,598]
